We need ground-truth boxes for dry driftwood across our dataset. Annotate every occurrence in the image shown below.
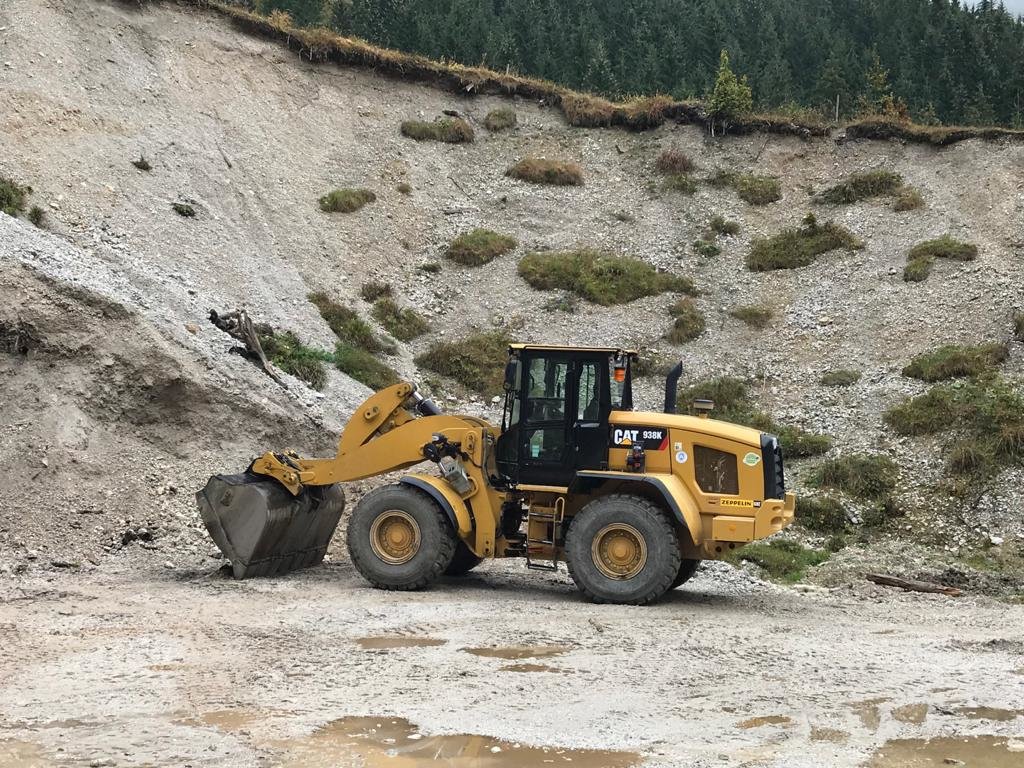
[866,573,962,597]
[208,308,282,384]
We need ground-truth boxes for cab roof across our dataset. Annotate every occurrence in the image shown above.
[509,344,639,355]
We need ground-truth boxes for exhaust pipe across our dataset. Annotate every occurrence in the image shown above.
[664,361,684,414]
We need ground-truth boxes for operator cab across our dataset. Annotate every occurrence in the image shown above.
[495,344,637,487]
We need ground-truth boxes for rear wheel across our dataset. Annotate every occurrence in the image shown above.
[347,484,456,590]
[444,541,484,576]
[565,494,681,605]
[671,558,702,589]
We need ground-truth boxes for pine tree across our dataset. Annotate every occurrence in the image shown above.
[708,49,753,135]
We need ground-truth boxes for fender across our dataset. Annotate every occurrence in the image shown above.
[400,474,474,541]
[574,471,703,545]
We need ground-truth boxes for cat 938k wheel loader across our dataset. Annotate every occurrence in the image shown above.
[197,345,795,605]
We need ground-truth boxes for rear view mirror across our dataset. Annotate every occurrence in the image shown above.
[504,358,521,392]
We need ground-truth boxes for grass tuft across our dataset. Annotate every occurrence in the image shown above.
[663,173,698,195]
[333,343,401,390]
[902,343,1008,382]
[519,249,695,306]
[415,330,511,395]
[0,176,29,216]
[727,539,829,583]
[904,235,977,283]
[447,228,516,266]
[418,262,442,274]
[397,182,412,195]
[709,215,741,236]
[27,206,45,228]
[729,305,773,329]
[542,293,580,313]
[808,454,898,501]
[484,108,517,132]
[360,281,393,302]
[734,174,782,205]
[400,117,474,143]
[797,496,848,534]
[815,170,903,205]
[747,214,861,271]
[319,188,376,213]
[903,258,933,282]
[666,298,706,344]
[692,238,721,258]
[655,147,696,175]
[309,291,395,354]
[820,369,861,387]
[678,376,831,458]
[258,331,330,390]
[132,157,152,172]
[172,202,195,217]
[506,158,583,186]
[893,186,925,211]
[371,297,429,341]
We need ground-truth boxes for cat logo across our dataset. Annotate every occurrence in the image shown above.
[610,427,668,450]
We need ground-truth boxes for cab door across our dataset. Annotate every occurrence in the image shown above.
[517,354,573,486]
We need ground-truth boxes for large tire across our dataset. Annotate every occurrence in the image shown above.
[565,494,681,605]
[671,558,702,589]
[444,541,484,576]
[347,484,456,591]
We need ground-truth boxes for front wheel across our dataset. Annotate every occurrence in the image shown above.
[347,484,456,590]
[444,541,484,576]
[671,558,702,589]
[565,494,681,605]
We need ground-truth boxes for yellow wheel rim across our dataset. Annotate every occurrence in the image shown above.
[592,523,647,580]
[369,510,421,565]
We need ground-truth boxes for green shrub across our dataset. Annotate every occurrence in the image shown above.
[903,258,932,282]
[418,262,442,274]
[334,343,400,390]
[371,297,429,342]
[706,169,736,188]
[747,214,861,271]
[655,147,696,175]
[309,292,395,354]
[729,305,773,329]
[396,182,413,195]
[27,206,45,228]
[1015,314,1024,342]
[132,157,152,172]
[815,170,903,205]
[710,215,741,236]
[728,539,829,583]
[797,496,848,534]
[172,202,195,217]
[415,330,511,395]
[666,298,706,344]
[663,173,698,194]
[820,369,861,387]
[360,281,393,302]
[400,117,474,143]
[808,454,898,501]
[677,377,831,458]
[318,188,376,213]
[735,174,781,205]
[692,238,721,258]
[893,186,925,211]
[258,331,329,390]
[506,158,584,186]
[902,343,1008,382]
[0,176,28,216]
[908,235,977,263]
[884,376,1024,481]
[519,249,695,306]
[447,228,516,266]
[484,108,517,131]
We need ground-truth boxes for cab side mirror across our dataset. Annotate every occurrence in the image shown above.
[504,358,520,392]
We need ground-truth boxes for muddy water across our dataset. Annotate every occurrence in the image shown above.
[737,715,791,729]
[956,706,1022,721]
[499,663,564,673]
[273,716,641,767]
[892,703,929,724]
[850,698,890,731]
[356,637,447,650]
[866,735,1024,767]
[810,727,849,743]
[463,645,571,660]
[0,739,54,767]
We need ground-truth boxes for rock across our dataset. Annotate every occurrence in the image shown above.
[491,395,501,403]
[989,535,1004,546]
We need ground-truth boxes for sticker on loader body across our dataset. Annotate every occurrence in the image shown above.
[610,426,668,450]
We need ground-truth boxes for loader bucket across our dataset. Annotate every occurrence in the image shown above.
[196,473,345,579]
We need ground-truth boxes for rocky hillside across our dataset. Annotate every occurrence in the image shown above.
[2,0,1023,583]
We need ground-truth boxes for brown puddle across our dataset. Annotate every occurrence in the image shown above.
[850,698,890,731]
[356,636,447,650]
[956,706,1022,722]
[892,703,929,724]
[463,645,571,660]
[865,735,1024,767]
[737,715,791,729]
[175,708,278,732]
[0,740,55,767]
[810,727,849,744]
[272,716,641,767]
[499,663,564,673]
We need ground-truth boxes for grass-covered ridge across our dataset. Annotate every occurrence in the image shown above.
[415,330,511,395]
[371,297,429,342]
[677,376,832,458]
[519,249,695,306]
[747,214,861,271]
[902,343,1008,382]
[259,330,331,390]
[447,228,516,266]
[309,291,395,354]
[903,235,978,283]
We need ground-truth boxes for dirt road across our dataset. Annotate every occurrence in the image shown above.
[1,559,1021,767]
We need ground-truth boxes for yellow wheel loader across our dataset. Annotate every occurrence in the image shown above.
[197,345,795,605]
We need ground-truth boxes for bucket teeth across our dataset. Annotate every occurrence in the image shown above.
[196,473,345,579]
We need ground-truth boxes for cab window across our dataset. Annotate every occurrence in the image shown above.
[577,362,600,421]
[526,357,568,423]
[694,446,739,495]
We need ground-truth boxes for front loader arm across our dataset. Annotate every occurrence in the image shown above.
[250,382,493,494]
